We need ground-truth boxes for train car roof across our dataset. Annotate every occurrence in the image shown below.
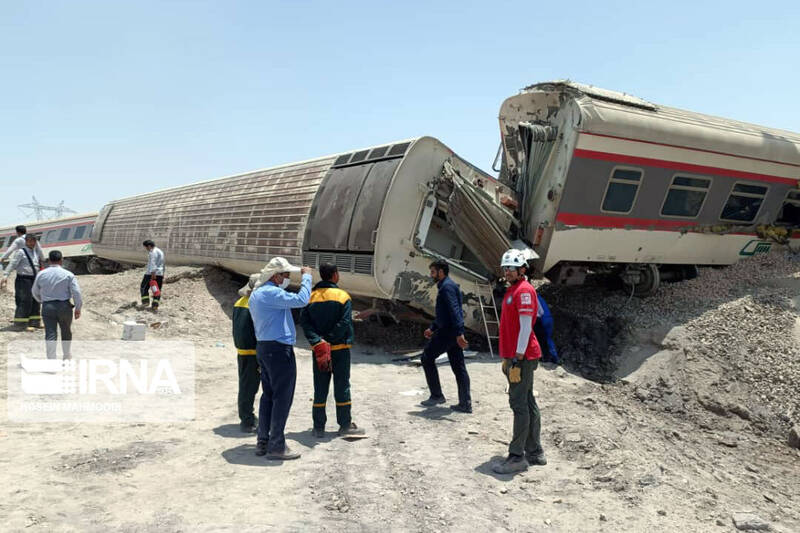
[0,212,98,233]
[102,138,421,204]
[515,80,800,166]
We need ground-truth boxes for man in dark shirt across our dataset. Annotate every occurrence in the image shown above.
[232,274,260,433]
[300,263,366,439]
[420,260,472,413]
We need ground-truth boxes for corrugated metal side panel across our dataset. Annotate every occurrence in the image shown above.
[98,158,336,265]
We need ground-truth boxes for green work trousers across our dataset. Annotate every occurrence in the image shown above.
[505,358,542,458]
[312,348,352,430]
[237,354,260,426]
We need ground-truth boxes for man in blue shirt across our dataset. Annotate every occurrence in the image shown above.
[248,256,313,460]
[534,293,559,364]
[31,250,82,359]
[420,260,472,413]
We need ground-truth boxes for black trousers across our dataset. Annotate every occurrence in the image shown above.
[140,274,164,307]
[237,354,260,425]
[421,329,471,406]
[42,300,73,359]
[312,348,352,430]
[14,275,40,328]
[256,341,297,453]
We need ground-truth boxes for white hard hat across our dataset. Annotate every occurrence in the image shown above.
[501,248,528,268]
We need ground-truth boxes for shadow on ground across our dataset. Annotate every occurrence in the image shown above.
[220,444,294,467]
[212,424,254,439]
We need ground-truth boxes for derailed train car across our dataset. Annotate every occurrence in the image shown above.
[496,81,800,294]
[0,213,113,273]
[92,81,800,331]
[91,137,520,330]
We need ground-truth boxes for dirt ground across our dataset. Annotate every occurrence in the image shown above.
[0,265,798,532]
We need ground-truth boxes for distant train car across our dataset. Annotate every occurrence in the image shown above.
[0,213,114,274]
[91,137,519,330]
[496,81,800,294]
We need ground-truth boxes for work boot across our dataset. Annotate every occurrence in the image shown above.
[312,427,325,438]
[420,396,446,407]
[526,450,547,466]
[338,423,367,440]
[240,421,257,434]
[265,446,301,461]
[255,440,268,456]
[492,454,528,474]
[450,403,472,413]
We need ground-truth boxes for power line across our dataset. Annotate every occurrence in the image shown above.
[17,196,77,220]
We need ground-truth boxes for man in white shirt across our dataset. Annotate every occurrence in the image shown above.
[140,239,165,311]
[32,250,82,359]
[1,225,45,264]
[1,234,41,331]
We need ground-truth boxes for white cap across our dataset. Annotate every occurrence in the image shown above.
[238,273,261,297]
[257,257,301,286]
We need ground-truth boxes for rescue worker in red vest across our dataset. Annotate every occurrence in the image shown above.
[493,248,547,474]
[233,274,260,433]
[299,263,366,439]
[1,234,42,331]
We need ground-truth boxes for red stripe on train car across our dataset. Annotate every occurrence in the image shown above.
[41,239,92,248]
[555,213,758,236]
[574,149,798,186]
[579,132,800,169]
[557,212,696,229]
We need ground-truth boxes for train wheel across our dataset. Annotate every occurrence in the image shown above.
[86,257,104,275]
[632,264,660,296]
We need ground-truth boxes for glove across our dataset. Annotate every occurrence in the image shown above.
[149,279,161,298]
[312,342,332,372]
[508,359,522,384]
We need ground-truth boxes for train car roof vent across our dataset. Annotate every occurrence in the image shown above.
[333,154,352,166]
[368,146,389,159]
[388,142,411,156]
[523,80,657,111]
[350,150,370,163]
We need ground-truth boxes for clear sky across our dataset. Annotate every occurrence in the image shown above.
[1,0,798,226]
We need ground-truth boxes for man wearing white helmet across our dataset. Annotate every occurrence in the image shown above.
[492,248,547,474]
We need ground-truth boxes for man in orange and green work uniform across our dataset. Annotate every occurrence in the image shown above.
[300,263,366,440]
[233,274,260,433]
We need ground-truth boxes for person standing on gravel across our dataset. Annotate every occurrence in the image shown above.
[300,262,366,440]
[140,240,165,311]
[233,274,260,433]
[248,257,313,461]
[32,250,82,359]
[493,249,547,475]
[419,259,472,413]
[1,234,42,331]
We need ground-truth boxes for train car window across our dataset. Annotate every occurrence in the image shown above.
[58,227,72,241]
[1,236,11,248]
[44,230,58,244]
[660,175,711,218]
[73,225,87,240]
[776,190,800,225]
[720,183,768,222]
[601,167,642,213]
